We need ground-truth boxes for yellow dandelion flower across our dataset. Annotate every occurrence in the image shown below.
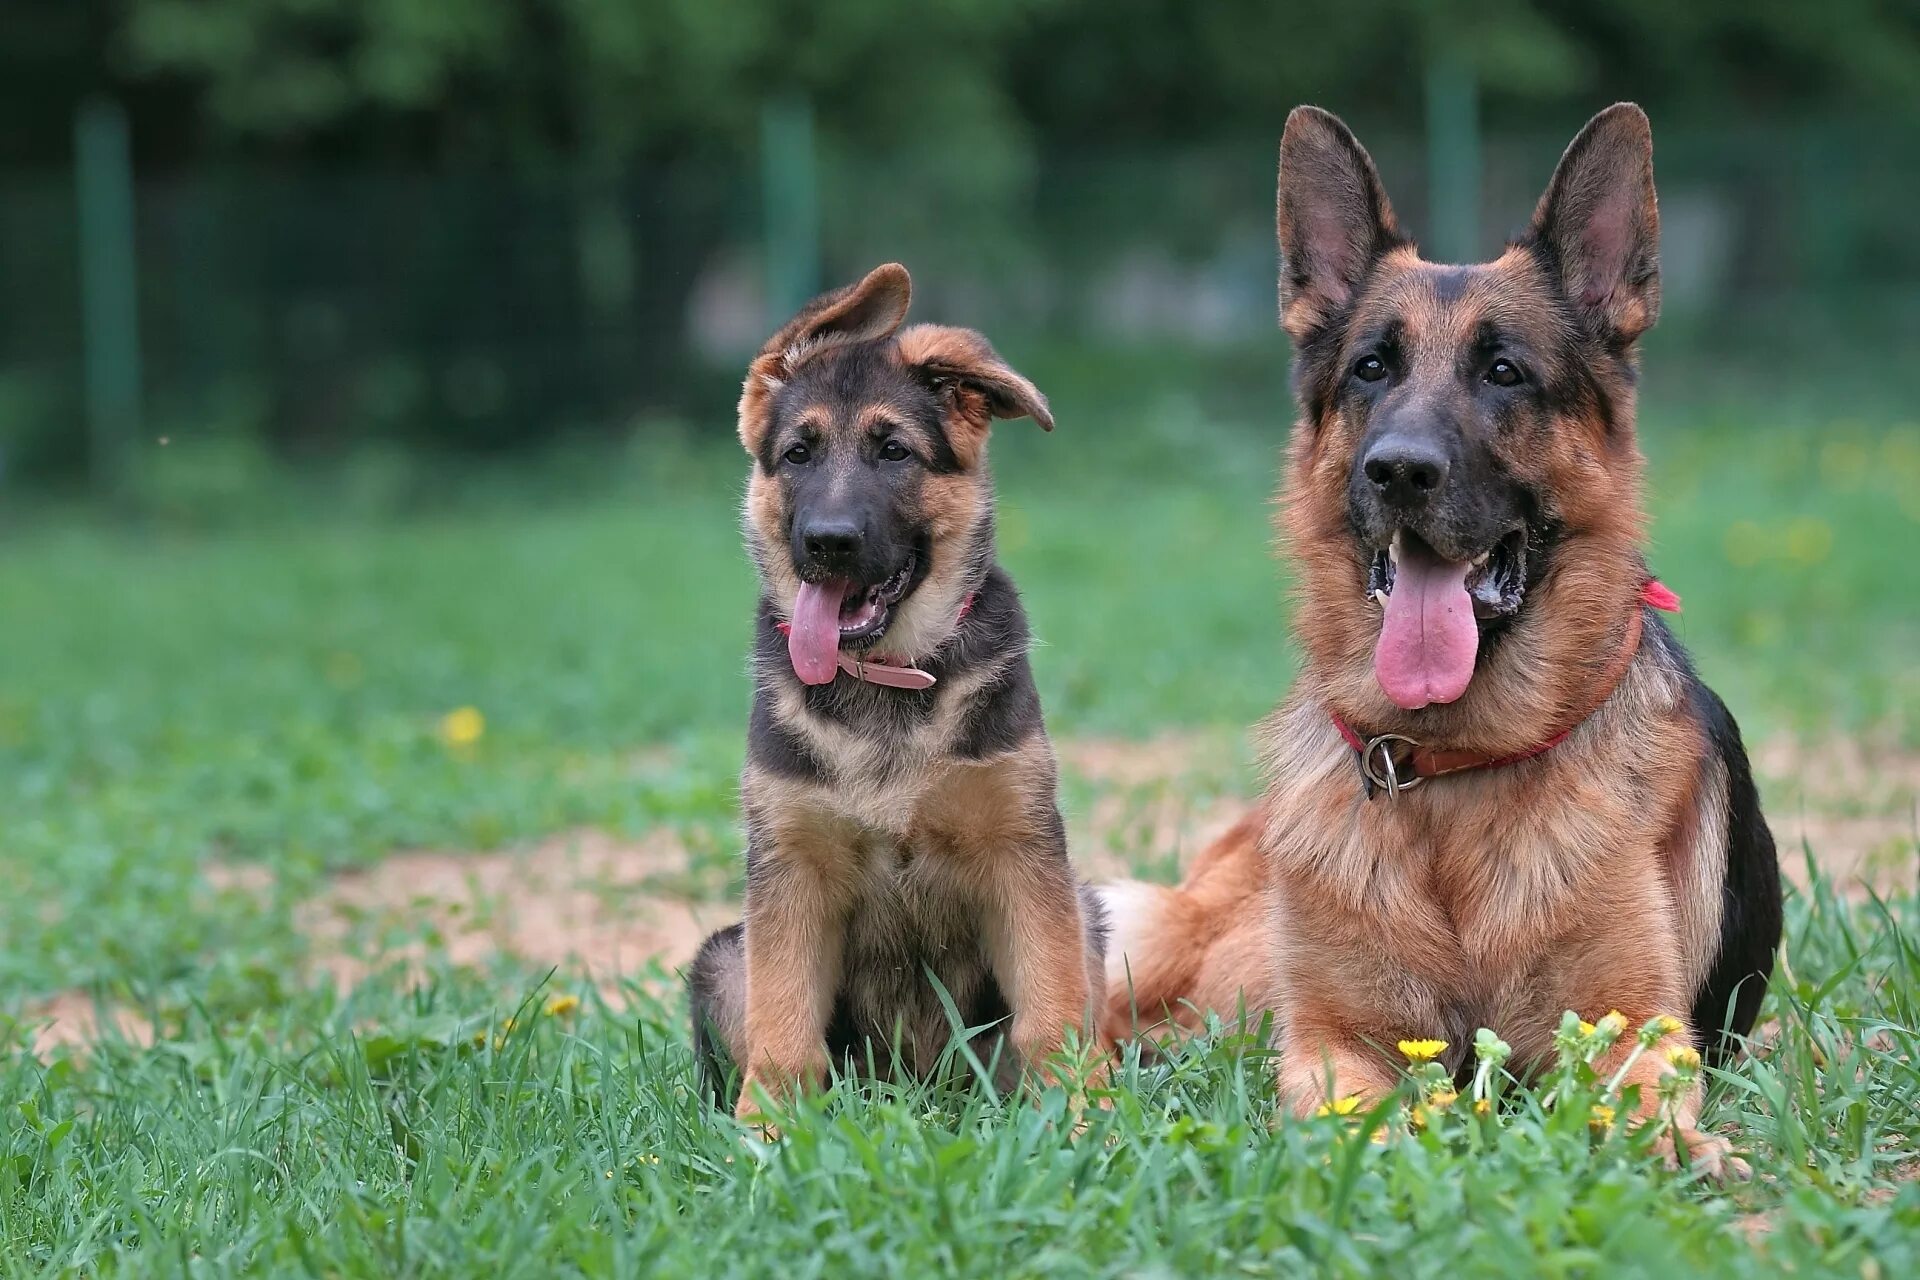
[1473,1098,1492,1117]
[1577,1020,1598,1038]
[1596,1011,1628,1037]
[1588,1103,1616,1133]
[439,705,486,748]
[1665,1045,1702,1072]
[1428,1088,1457,1111]
[1651,1015,1683,1037]
[544,994,581,1018]
[1398,1039,1448,1063]
[1315,1095,1363,1118]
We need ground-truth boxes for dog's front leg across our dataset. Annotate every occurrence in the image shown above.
[1541,904,1747,1179]
[1275,1013,1406,1118]
[1584,1012,1746,1180]
[736,842,849,1124]
[983,850,1099,1089]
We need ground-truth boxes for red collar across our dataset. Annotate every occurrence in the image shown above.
[1331,577,1680,798]
[775,592,976,690]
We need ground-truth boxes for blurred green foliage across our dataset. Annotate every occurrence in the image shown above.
[101,1,1920,160]
[1,2,1917,479]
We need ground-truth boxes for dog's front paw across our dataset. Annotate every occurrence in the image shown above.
[734,1066,814,1139]
[1654,1125,1750,1181]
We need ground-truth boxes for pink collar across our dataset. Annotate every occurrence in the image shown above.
[776,592,976,690]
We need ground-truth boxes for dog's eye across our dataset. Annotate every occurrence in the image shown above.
[1486,358,1525,387]
[1353,355,1388,383]
[878,440,911,463]
[783,442,812,465]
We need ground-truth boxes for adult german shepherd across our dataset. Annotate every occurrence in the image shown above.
[689,264,1105,1121]
[1099,105,1780,1174]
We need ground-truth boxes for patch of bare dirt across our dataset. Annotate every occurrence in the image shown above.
[1753,734,1920,891]
[266,733,1252,987]
[22,992,153,1059]
[1058,731,1250,880]
[204,860,277,897]
[1057,731,1239,788]
[171,728,1919,1021]
[296,828,729,992]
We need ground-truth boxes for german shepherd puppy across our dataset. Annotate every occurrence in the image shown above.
[1100,105,1780,1174]
[689,264,1105,1120]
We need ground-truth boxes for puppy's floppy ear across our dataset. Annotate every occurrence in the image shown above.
[1276,106,1404,342]
[1527,103,1660,344]
[737,263,913,457]
[896,324,1052,468]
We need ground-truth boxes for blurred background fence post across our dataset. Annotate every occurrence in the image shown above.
[74,96,141,495]
[1424,52,1481,262]
[761,95,821,328]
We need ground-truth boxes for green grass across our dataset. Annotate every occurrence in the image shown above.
[2,391,1918,1275]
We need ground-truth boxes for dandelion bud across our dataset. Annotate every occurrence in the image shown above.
[1475,1028,1513,1066]
[1638,1014,1684,1047]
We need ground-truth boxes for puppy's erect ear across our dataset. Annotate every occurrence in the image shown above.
[1276,106,1404,342]
[1527,103,1660,344]
[738,263,913,457]
[896,324,1051,469]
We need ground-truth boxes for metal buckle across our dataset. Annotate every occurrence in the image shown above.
[1360,733,1424,799]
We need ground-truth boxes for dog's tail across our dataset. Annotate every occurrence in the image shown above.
[1095,809,1273,1043]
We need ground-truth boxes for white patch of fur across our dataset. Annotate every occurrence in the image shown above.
[1095,880,1172,991]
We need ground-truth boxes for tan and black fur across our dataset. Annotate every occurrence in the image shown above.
[1100,106,1780,1174]
[689,265,1105,1119]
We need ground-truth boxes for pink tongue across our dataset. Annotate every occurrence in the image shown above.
[1374,541,1479,710]
[788,579,851,685]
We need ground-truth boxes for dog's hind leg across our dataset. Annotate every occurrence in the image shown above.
[688,923,748,1107]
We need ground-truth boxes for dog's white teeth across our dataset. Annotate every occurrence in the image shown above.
[1388,531,1403,567]
[1471,550,1491,568]
[1373,589,1389,607]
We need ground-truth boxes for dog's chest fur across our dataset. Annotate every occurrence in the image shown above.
[1260,657,1715,1065]
[764,654,1016,835]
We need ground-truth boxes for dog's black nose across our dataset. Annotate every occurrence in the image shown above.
[1362,436,1450,508]
[801,521,865,562]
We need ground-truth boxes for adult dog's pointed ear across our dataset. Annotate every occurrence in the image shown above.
[1528,103,1660,344]
[1276,106,1404,342]
[896,324,1052,470]
[737,263,913,457]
